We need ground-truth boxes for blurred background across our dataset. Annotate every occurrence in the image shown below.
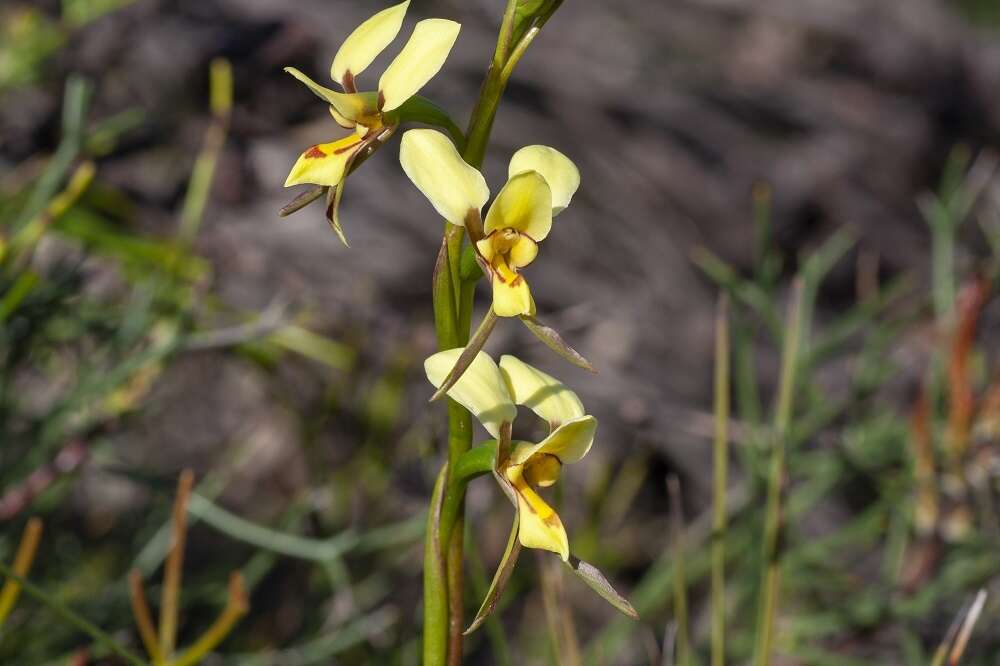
[2,0,1000,664]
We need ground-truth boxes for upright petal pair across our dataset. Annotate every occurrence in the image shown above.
[283,1,461,243]
[399,130,580,317]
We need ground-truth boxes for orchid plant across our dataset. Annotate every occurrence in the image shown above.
[280,1,636,663]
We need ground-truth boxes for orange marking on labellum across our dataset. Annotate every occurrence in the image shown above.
[304,145,326,159]
[333,137,363,155]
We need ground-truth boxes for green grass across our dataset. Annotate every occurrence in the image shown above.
[2,8,1000,666]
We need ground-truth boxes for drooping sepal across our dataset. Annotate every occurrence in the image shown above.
[464,516,522,635]
[519,314,596,373]
[429,308,499,402]
[278,185,326,217]
[324,183,349,247]
[564,555,639,620]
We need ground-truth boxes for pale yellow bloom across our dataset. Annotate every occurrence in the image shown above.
[425,349,596,560]
[283,1,461,242]
[400,129,580,317]
[508,145,580,215]
[399,130,489,226]
[424,348,515,439]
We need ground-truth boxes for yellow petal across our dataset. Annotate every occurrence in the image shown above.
[499,355,585,427]
[284,136,363,187]
[424,348,516,439]
[329,106,355,129]
[378,18,460,112]
[331,1,409,85]
[523,452,561,487]
[284,67,373,122]
[476,235,496,263]
[484,172,553,241]
[508,145,580,215]
[491,271,534,318]
[508,234,538,269]
[477,231,536,268]
[509,416,597,467]
[508,464,569,560]
[399,129,489,226]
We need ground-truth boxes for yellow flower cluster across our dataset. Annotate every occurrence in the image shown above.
[282,1,633,633]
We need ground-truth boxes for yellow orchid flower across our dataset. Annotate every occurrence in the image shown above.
[283,1,461,242]
[425,348,595,560]
[400,130,580,317]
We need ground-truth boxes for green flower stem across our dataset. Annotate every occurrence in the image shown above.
[453,441,498,483]
[446,221,465,318]
[424,1,561,663]
[423,466,450,665]
[446,517,466,663]
[462,1,518,170]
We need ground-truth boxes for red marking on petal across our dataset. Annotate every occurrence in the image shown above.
[304,145,326,159]
[342,71,357,93]
[333,137,363,154]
